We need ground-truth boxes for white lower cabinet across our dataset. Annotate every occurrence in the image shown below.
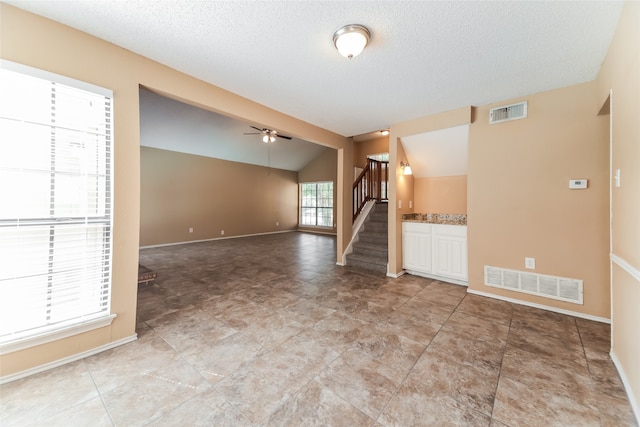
[402,222,467,284]
[402,223,433,273]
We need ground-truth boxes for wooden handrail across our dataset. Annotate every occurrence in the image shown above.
[353,159,389,221]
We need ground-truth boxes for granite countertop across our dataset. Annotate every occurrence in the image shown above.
[402,213,467,226]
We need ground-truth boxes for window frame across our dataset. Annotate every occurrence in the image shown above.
[0,60,115,355]
[299,181,334,228]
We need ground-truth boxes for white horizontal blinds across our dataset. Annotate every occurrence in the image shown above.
[316,182,333,227]
[300,183,317,226]
[0,61,113,344]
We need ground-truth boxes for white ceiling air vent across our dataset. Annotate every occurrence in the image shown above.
[489,101,527,124]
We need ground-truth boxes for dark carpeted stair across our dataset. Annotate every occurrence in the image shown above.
[346,202,388,275]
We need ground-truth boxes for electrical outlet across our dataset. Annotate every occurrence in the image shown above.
[398,200,402,209]
[525,257,536,269]
[221,230,224,236]
[189,227,193,233]
[276,221,279,227]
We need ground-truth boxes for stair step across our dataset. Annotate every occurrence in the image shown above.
[351,244,387,260]
[347,201,388,276]
[353,237,387,250]
[362,222,387,233]
[359,227,387,236]
[358,233,387,245]
[345,253,387,275]
[367,218,387,225]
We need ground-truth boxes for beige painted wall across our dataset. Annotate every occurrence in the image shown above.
[354,136,389,168]
[298,148,338,234]
[299,148,338,183]
[140,147,298,246]
[414,175,467,214]
[467,81,610,318]
[388,107,473,275]
[596,1,640,417]
[0,4,350,377]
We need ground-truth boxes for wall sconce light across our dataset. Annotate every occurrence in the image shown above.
[400,161,413,175]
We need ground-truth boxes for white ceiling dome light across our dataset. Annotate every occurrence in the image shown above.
[333,24,370,59]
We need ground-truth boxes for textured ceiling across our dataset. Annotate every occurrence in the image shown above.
[6,0,623,138]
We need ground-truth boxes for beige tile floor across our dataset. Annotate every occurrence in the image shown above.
[1,232,637,426]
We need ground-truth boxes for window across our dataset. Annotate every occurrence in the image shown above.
[367,153,389,200]
[0,60,113,350]
[300,182,333,227]
[367,153,389,162]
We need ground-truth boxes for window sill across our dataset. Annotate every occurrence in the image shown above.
[0,314,117,355]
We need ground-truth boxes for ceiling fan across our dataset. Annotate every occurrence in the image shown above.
[244,126,292,143]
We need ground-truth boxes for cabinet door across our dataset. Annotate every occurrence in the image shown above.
[433,231,467,281]
[403,231,432,273]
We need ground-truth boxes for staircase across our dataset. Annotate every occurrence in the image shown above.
[346,202,388,275]
[353,158,388,220]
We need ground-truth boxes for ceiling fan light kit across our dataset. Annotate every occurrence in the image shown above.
[333,24,370,59]
[244,126,292,143]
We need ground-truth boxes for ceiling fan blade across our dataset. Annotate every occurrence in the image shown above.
[243,132,261,135]
[249,126,265,132]
[276,134,292,140]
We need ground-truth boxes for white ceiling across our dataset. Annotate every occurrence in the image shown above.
[140,89,329,172]
[6,1,624,174]
[401,125,469,178]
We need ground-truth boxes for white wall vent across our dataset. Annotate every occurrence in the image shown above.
[489,101,527,124]
[484,265,583,304]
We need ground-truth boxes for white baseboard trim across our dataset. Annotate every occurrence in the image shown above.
[387,270,406,279]
[140,230,295,249]
[404,270,468,287]
[297,228,337,236]
[467,289,611,323]
[0,334,137,385]
[610,350,640,425]
[611,253,640,282]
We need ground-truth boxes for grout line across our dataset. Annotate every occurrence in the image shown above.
[83,358,117,427]
[488,300,514,425]
[139,371,199,390]
[373,289,465,424]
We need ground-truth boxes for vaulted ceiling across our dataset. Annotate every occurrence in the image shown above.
[6,1,624,172]
[140,88,329,172]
